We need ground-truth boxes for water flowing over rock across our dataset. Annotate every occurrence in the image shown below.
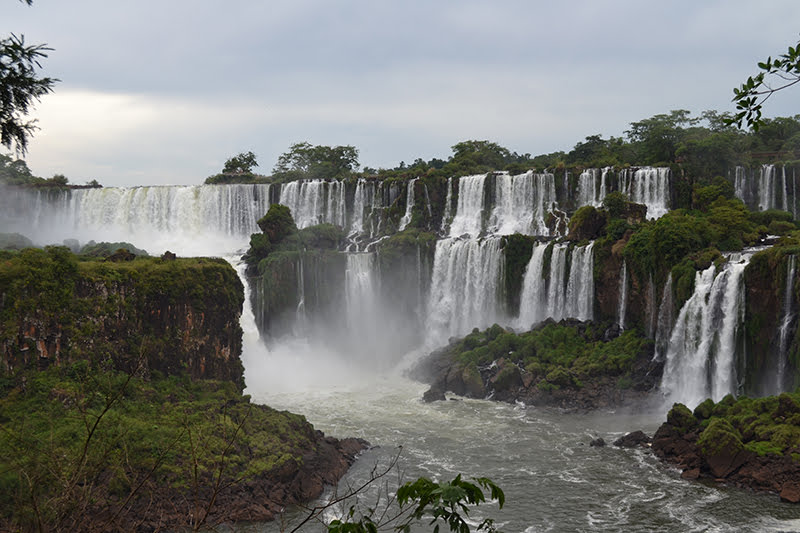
[398,178,417,231]
[488,171,556,235]
[427,237,504,342]
[516,242,595,328]
[661,252,752,407]
[618,167,671,219]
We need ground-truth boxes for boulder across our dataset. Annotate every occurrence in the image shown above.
[613,430,652,448]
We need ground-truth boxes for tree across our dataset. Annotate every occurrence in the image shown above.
[1,17,58,154]
[222,151,258,174]
[731,39,800,131]
[273,142,359,181]
[625,110,698,164]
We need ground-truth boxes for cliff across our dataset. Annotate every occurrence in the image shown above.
[0,247,245,388]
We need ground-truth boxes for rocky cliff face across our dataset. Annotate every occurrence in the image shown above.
[0,248,245,388]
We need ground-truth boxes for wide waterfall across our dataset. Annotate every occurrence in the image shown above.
[575,167,610,207]
[734,163,797,215]
[1,184,270,255]
[661,252,752,407]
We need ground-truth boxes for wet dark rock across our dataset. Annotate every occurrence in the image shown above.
[589,437,606,447]
[613,430,652,448]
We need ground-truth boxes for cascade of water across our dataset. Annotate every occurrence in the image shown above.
[776,254,797,392]
[546,244,569,320]
[350,179,370,237]
[441,177,453,233]
[576,169,602,207]
[565,242,595,321]
[448,175,487,237]
[398,178,417,231]
[426,237,503,343]
[782,166,789,213]
[661,253,752,407]
[295,256,307,334]
[758,164,776,211]
[3,184,270,255]
[516,242,595,327]
[516,242,548,327]
[734,166,749,206]
[489,172,556,236]
[794,168,798,219]
[617,261,628,330]
[654,273,674,362]
[279,180,347,229]
[345,252,379,331]
[621,167,670,219]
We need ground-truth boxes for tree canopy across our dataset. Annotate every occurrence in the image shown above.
[272,142,359,181]
[222,151,258,174]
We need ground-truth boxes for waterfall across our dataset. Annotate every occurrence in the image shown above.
[576,169,607,207]
[617,261,628,330]
[620,167,670,219]
[398,178,417,231]
[646,274,657,338]
[1,184,272,256]
[654,273,674,362]
[441,177,453,233]
[426,237,503,343]
[565,242,595,321]
[448,174,487,237]
[758,164,776,211]
[488,171,556,236]
[279,179,347,229]
[781,166,789,213]
[661,252,752,407]
[776,254,797,392]
[517,242,549,327]
[345,252,380,344]
[350,179,371,237]
[516,241,595,328]
[734,166,749,206]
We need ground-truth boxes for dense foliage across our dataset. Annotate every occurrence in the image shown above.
[0,364,313,531]
[670,391,800,459]
[452,321,652,392]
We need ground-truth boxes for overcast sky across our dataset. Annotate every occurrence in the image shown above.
[5,0,800,187]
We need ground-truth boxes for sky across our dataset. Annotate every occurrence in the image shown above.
[4,0,800,187]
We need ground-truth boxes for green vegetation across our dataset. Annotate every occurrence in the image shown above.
[0,247,244,385]
[669,391,800,459]
[273,142,359,182]
[0,363,314,531]
[451,322,652,391]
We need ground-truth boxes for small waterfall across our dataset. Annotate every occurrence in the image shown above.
[576,169,606,207]
[620,167,670,219]
[758,164,776,211]
[516,241,595,327]
[295,256,307,334]
[488,171,556,236]
[448,174,487,237]
[734,166,749,206]
[345,252,379,334]
[661,253,752,407]
[279,179,347,229]
[654,273,674,362]
[776,254,797,392]
[350,179,372,237]
[781,167,789,213]
[398,178,417,231]
[517,242,549,327]
[617,261,628,330]
[441,177,453,233]
[565,242,595,321]
[426,237,503,343]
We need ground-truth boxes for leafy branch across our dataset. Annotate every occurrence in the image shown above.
[731,39,800,131]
